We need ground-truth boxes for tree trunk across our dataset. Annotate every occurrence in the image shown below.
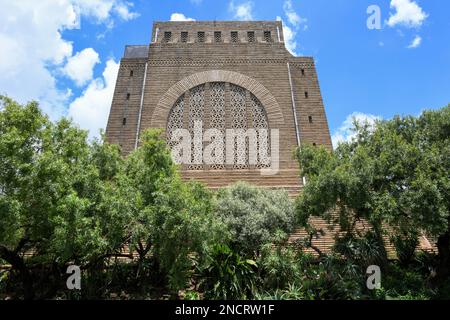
[0,245,34,300]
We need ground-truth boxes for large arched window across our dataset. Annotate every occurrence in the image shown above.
[167,82,270,170]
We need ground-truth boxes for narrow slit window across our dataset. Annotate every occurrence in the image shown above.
[308,116,313,123]
[264,31,272,42]
[247,31,255,43]
[130,70,134,77]
[305,91,309,99]
[197,31,205,43]
[214,31,222,43]
[122,118,127,126]
[126,93,130,100]
[231,31,238,43]
[163,31,172,43]
[301,69,305,76]
[181,32,188,43]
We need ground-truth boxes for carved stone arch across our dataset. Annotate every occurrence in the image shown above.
[150,70,284,128]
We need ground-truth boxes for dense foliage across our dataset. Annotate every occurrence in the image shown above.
[1,96,449,300]
[297,106,450,278]
[215,182,295,256]
[295,105,450,296]
[0,96,222,298]
[197,244,257,300]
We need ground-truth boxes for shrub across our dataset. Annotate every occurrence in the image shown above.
[215,182,295,256]
[257,232,305,290]
[391,232,419,267]
[198,244,257,300]
[255,283,313,300]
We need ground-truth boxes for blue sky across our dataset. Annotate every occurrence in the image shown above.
[0,0,449,146]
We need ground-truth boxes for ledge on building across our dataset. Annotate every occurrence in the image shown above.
[124,45,149,59]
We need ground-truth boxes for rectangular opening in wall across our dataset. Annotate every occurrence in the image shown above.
[126,93,130,100]
[264,31,272,42]
[247,31,255,43]
[214,31,222,43]
[163,31,172,43]
[181,31,188,43]
[122,118,127,126]
[301,69,305,76]
[231,31,238,43]
[197,31,205,43]
[309,116,313,123]
[305,91,309,99]
[130,70,134,77]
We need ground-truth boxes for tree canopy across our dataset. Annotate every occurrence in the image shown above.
[295,105,450,277]
[1,96,449,300]
[0,96,222,298]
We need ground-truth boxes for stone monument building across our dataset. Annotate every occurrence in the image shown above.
[106,21,332,196]
[105,21,439,255]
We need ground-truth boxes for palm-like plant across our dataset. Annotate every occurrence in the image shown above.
[197,244,257,300]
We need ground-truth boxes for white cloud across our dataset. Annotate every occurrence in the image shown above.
[0,1,76,118]
[229,1,254,21]
[277,1,307,56]
[72,0,114,22]
[277,16,297,56]
[0,0,137,119]
[283,0,307,29]
[68,59,119,139]
[407,35,422,48]
[170,13,196,22]
[63,48,100,87]
[331,112,381,148]
[113,3,139,21]
[73,0,139,24]
[387,0,428,28]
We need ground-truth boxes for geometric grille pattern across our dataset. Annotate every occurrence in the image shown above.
[210,82,226,130]
[188,84,205,170]
[230,84,247,129]
[251,95,271,168]
[167,95,184,155]
[230,84,248,169]
[189,84,205,130]
[167,82,270,171]
[210,82,226,170]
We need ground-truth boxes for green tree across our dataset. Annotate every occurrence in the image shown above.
[215,182,295,257]
[295,105,450,279]
[0,96,127,299]
[116,129,223,292]
[0,97,222,298]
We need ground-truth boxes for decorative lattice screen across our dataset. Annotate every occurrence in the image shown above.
[230,84,248,169]
[167,82,270,170]
[167,95,184,157]
[210,82,226,170]
[188,84,205,170]
[251,94,270,168]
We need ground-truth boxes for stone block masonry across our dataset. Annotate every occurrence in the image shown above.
[105,21,332,195]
